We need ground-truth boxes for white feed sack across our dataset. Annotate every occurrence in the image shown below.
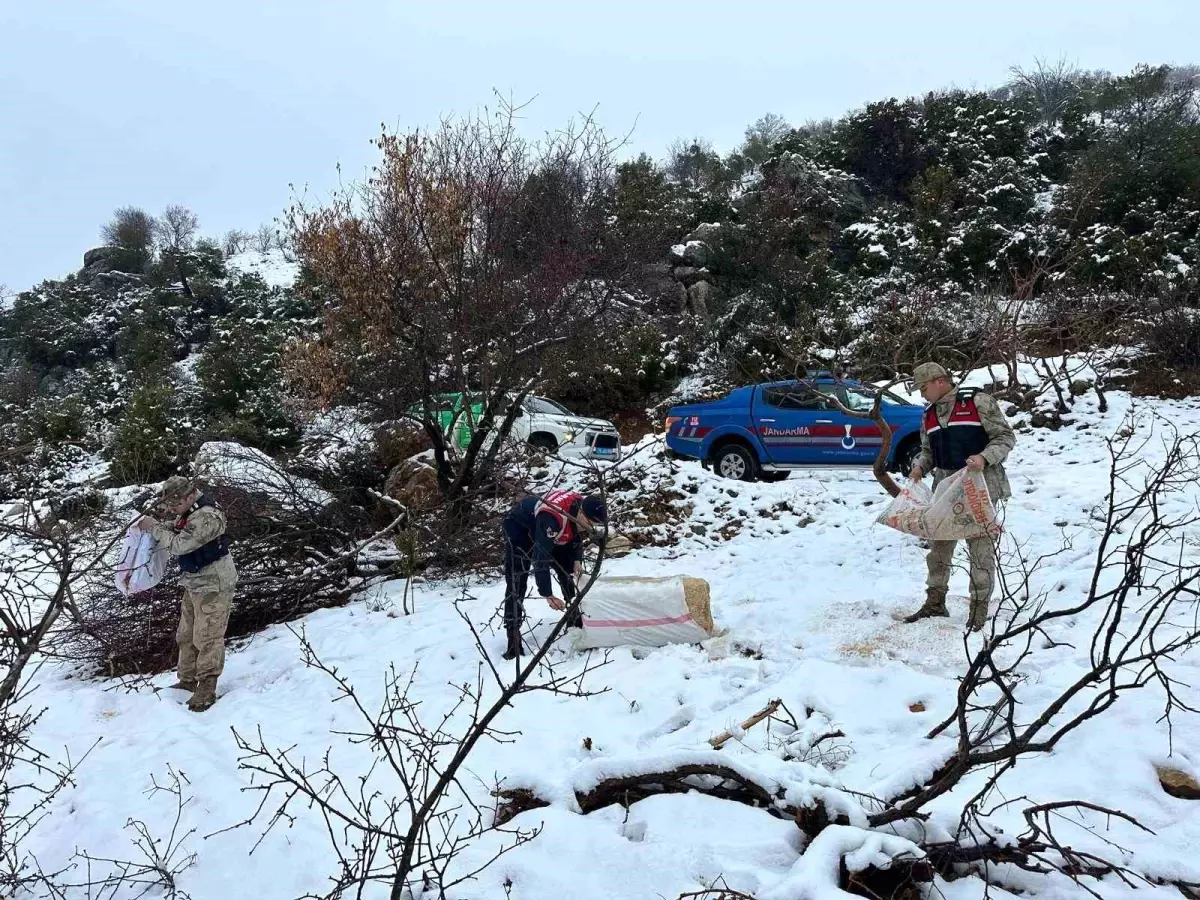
[876,468,1001,542]
[114,529,169,596]
[573,574,715,649]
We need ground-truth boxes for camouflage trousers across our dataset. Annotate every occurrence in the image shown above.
[177,588,233,681]
[926,535,997,606]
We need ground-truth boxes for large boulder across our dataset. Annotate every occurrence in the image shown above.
[384,459,440,512]
[671,266,711,287]
[375,422,433,470]
[682,240,711,268]
[83,246,120,269]
[687,281,716,318]
[685,222,723,243]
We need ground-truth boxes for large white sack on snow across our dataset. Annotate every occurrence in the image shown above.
[876,468,1000,542]
[574,574,714,649]
[114,529,168,596]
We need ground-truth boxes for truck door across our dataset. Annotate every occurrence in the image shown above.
[753,384,832,466]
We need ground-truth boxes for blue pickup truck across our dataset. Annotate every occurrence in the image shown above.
[664,375,924,481]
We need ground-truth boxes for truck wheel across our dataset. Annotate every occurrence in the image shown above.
[528,434,558,453]
[712,443,758,481]
[894,438,920,475]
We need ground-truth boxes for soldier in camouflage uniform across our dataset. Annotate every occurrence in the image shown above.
[138,477,237,712]
[903,363,1016,632]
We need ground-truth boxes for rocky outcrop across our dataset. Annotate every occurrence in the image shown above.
[83,246,120,270]
[667,224,724,320]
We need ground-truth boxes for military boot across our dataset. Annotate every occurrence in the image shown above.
[501,625,524,661]
[169,679,197,692]
[903,588,949,623]
[966,598,989,633]
[188,677,218,712]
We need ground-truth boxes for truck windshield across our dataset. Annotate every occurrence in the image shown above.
[843,387,904,410]
[525,397,572,415]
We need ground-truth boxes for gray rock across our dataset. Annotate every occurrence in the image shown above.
[671,266,711,287]
[638,262,677,295]
[83,246,119,268]
[674,282,690,311]
[685,222,723,243]
[687,281,715,318]
[682,241,710,267]
[94,271,140,289]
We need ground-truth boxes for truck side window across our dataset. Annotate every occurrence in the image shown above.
[762,387,828,410]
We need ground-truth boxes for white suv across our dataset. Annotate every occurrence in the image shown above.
[510,396,622,461]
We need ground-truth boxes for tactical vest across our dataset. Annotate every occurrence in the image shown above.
[923,389,989,472]
[175,495,231,574]
[535,489,583,545]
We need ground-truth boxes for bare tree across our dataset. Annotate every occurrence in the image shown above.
[285,98,640,526]
[0,502,95,707]
[65,768,198,900]
[665,136,723,190]
[741,113,792,166]
[253,223,279,253]
[878,423,1200,823]
[150,205,203,300]
[1009,56,1083,125]
[154,205,199,253]
[222,229,252,256]
[1,675,92,895]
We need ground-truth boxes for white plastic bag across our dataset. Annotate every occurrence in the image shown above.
[876,468,1000,542]
[573,575,714,649]
[114,528,168,596]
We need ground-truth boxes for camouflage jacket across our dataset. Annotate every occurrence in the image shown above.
[916,389,1016,501]
[148,505,238,594]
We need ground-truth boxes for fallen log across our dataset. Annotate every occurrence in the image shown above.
[576,763,780,815]
[492,788,551,827]
[842,855,934,900]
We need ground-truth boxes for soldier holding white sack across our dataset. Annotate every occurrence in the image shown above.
[903,363,1016,631]
[135,477,237,712]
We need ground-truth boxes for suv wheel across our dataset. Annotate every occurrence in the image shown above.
[713,443,758,481]
[894,438,920,475]
[528,434,558,453]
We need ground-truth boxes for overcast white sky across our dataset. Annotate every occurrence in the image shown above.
[2,0,1198,292]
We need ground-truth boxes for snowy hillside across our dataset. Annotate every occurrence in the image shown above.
[225,248,301,288]
[16,384,1200,900]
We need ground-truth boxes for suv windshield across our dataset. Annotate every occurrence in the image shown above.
[843,387,904,411]
[524,397,571,416]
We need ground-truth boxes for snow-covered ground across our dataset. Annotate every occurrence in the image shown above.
[15,383,1200,900]
[225,248,301,288]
